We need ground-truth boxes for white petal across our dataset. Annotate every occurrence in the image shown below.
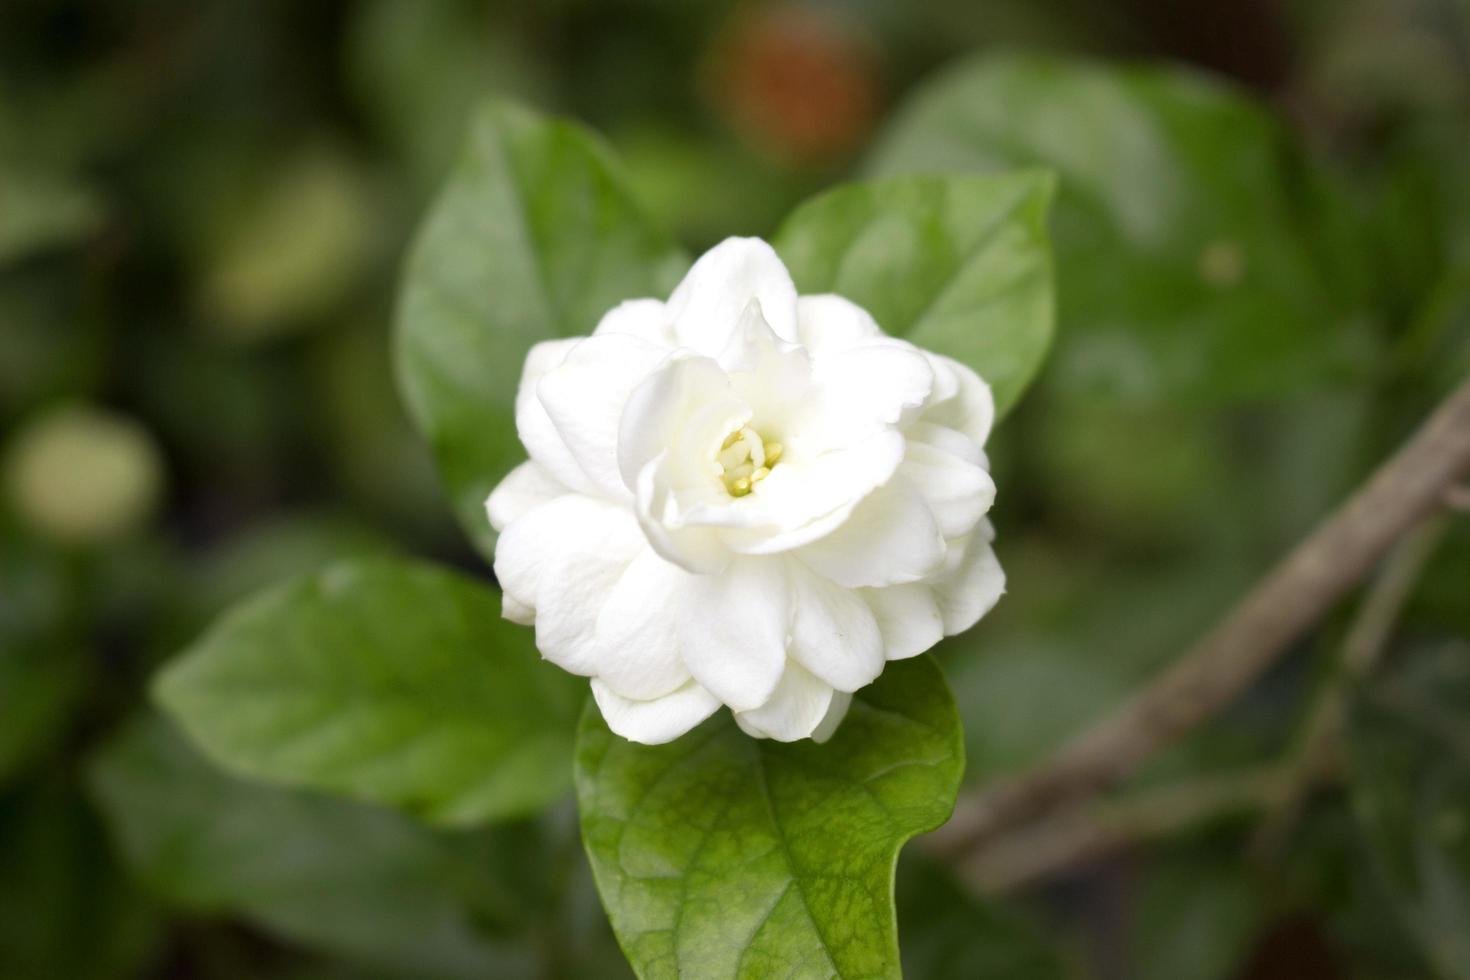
[905,420,983,465]
[733,662,834,742]
[501,592,535,626]
[515,339,599,496]
[592,298,673,345]
[592,548,694,700]
[812,340,933,429]
[485,461,567,533]
[811,690,853,743]
[921,353,995,447]
[493,494,643,675]
[678,558,789,711]
[900,442,996,538]
[861,584,944,660]
[667,238,798,353]
[717,430,906,555]
[720,300,814,423]
[492,491,590,615]
[796,294,883,353]
[934,525,1006,635]
[796,478,945,588]
[591,679,721,745]
[618,353,739,491]
[633,454,732,574]
[537,333,670,500]
[787,561,883,693]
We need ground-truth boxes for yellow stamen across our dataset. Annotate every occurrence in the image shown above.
[717,428,782,496]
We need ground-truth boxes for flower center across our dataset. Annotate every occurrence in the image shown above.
[717,425,783,497]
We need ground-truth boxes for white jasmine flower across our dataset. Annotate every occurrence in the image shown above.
[488,238,1004,745]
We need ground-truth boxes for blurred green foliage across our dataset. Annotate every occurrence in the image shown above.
[2,0,1469,977]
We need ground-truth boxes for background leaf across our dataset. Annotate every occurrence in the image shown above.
[896,856,1073,979]
[866,52,1370,404]
[154,557,583,826]
[395,100,688,560]
[89,714,537,979]
[575,655,963,980]
[773,171,1054,417]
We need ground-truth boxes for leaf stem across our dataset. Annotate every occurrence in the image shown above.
[948,765,1284,893]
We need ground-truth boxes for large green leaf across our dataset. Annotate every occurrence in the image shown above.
[396,100,687,559]
[1348,641,1470,978]
[867,52,1365,403]
[89,714,536,979]
[575,655,963,979]
[773,171,1055,418]
[153,557,584,826]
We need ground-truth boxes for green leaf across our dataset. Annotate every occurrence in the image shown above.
[575,655,963,979]
[396,100,687,560]
[88,714,537,979]
[867,52,1366,403]
[773,171,1055,418]
[153,557,584,826]
[1348,641,1470,978]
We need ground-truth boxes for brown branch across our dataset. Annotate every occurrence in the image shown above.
[930,375,1470,858]
[952,766,1284,894]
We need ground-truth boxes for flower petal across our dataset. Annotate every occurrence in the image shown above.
[900,442,996,539]
[811,690,852,743]
[934,521,1006,635]
[593,547,694,700]
[733,662,834,742]
[716,430,906,555]
[633,454,732,574]
[618,353,740,492]
[494,494,644,676]
[678,558,788,711]
[795,294,883,354]
[592,297,673,345]
[861,584,944,660]
[537,333,670,500]
[502,592,535,626]
[787,561,883,693]
[591,679,721,745]
[515,338,598,496]
[812,339,933,429]
[666,237,798,353]
[796,478,945,588]
[485,461,568,533]
[720,300,814,423]
[920,353,995,447]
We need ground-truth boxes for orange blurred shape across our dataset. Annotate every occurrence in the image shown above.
[706,4,882,166]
